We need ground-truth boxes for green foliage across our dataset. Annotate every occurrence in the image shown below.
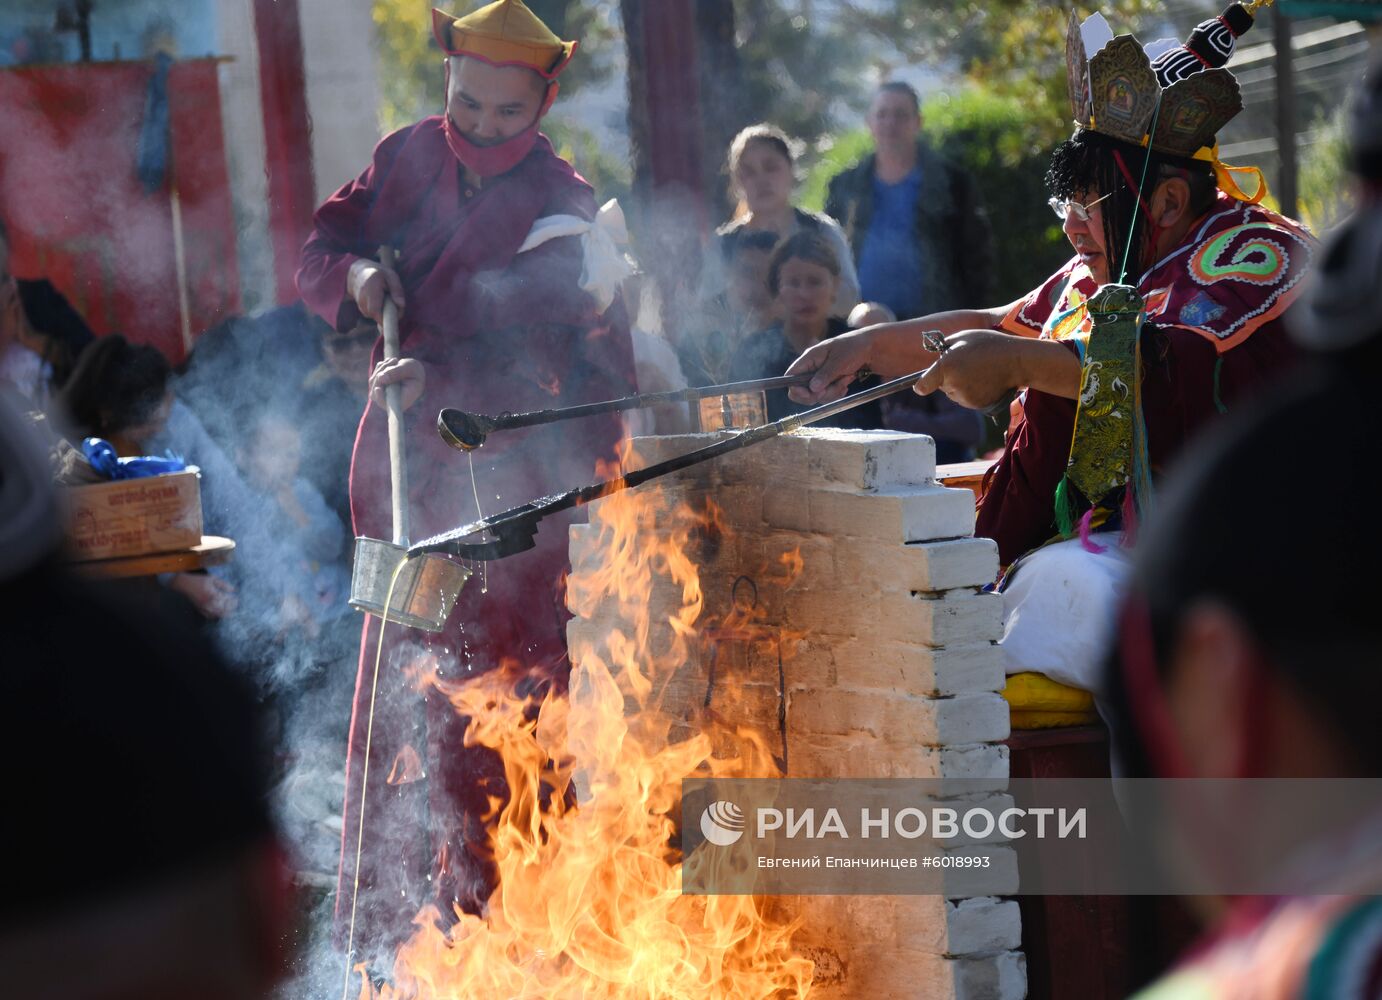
[726,0,871,150]
[922,87,1070,302]
[373,0,438,133]
[544,119,632,209]
[1297,107,1354,234]
[798,130,872,214]
[835,0,1157,139]
[789,1,1156,298]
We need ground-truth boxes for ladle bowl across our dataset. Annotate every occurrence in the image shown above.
[438,408,494,451]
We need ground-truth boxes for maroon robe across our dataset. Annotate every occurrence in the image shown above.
[296,117,634,947]
[978,195,1314,567]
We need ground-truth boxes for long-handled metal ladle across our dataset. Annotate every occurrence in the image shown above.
[410,368,926,562]
[437,374,815,451]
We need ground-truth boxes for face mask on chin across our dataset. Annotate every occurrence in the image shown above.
[444,113,541,178]
[442,62,558,179]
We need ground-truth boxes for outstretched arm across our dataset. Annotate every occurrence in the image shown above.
[911,330,1081,409]
[786,301,1022,404]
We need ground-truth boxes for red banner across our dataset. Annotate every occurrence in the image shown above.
[0,59,240,364]
[253,0,316,307]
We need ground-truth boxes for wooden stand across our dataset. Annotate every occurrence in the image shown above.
[937,458,995,501]
[70,535,236,580]
[1007,724,1198,999]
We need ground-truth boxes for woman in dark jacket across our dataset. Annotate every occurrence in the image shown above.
[715,124,860,318]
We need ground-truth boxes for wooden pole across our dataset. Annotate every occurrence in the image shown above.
[620,0,709,347]
[1273,7,1299,218]
[378,247,410,547]
[253,0,317,305]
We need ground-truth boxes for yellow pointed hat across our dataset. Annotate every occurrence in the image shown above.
[432,1,576,79]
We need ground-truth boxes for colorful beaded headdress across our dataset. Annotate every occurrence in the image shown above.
[1066,1,1273,197]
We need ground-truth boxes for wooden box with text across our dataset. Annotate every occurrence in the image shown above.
[64,469,203,562]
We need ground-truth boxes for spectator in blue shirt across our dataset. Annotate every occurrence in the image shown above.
[826,82,995,459]
[825,82,994,319]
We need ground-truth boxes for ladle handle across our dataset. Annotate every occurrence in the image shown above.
[439,373,816,447]
[380,246,410,546]
[412,368,930,560]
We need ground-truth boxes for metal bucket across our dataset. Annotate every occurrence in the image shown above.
[349,536,472,632]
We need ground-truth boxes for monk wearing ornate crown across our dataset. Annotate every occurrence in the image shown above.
[789,1,1313,699]
[296,0,634,950]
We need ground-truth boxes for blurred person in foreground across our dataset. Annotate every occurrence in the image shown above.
[712,124,859,319]
[1105,89,1382,983]
[790,4,1313,698]
[731,231,880,429]
[295,0,635,949]
[0,392,290,1000]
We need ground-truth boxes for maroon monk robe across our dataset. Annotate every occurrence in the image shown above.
[297,117,635,949]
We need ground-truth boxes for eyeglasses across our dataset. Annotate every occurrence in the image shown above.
[1048,190,1113,222]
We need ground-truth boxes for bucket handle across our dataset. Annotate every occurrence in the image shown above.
[379,246,410,546]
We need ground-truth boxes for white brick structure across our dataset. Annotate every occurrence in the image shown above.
[567,428,1024,999]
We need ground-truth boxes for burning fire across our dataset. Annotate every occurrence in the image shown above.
[359,464,815,998]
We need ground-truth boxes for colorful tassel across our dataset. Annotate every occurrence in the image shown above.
[1054,475,1078,539]
[1212,356,1228,414]
[1078,508,1107,553]
[1120,484,1139,548]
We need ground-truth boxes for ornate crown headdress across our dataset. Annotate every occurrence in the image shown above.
[1066,1,1272,159]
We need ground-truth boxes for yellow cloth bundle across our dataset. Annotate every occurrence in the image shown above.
[1002,671,1099,729]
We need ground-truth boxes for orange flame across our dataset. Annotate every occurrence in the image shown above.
[386,745,426,787]
[361,455,814,998]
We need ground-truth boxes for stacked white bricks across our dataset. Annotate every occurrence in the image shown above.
[567,428,1024,1000]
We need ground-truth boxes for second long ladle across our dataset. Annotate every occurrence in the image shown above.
[437,374,818,451]
[411,368,926,562]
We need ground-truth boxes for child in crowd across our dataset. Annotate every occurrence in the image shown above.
[714,124,859,318]
[231,412,351,658]
[730,231,881,429]
[682,230,780,387]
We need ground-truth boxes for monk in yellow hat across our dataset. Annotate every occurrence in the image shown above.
[296,0,634,951]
